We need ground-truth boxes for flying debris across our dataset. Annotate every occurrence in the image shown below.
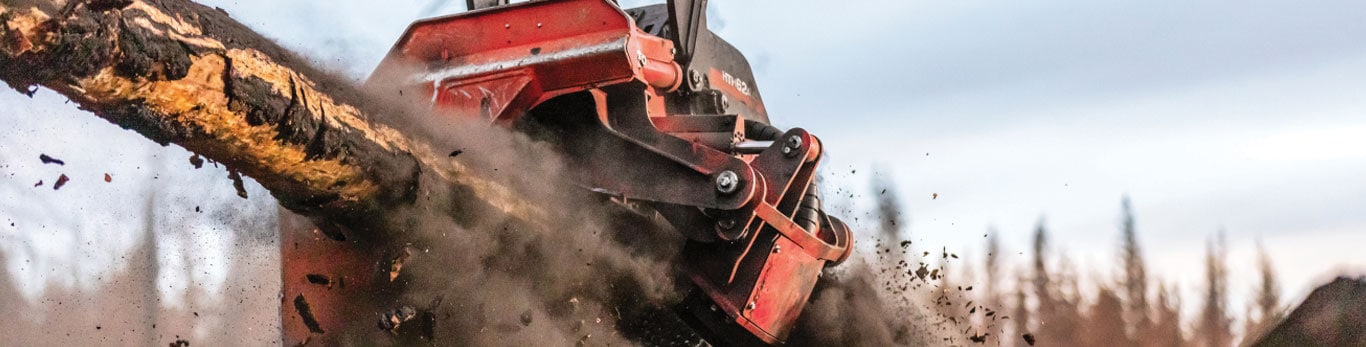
[39,154,64,165]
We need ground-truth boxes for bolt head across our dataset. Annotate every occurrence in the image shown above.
[784,135,803,157]
[636,49,647,67]
[745,302,756,311]
[773,245,782,254]
[715,170,740,194]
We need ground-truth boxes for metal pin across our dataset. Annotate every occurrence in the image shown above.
[715,171,740,194]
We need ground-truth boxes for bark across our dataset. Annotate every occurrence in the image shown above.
[0,0,541,228]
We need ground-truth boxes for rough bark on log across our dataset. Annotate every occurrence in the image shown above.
[0,0,543,227]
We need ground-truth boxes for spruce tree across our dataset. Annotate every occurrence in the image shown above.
[1196,232,1232,347]
[1119,196,1151,345]
[1241,240,1283,345]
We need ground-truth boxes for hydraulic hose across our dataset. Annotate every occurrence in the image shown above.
[743,119,783,141]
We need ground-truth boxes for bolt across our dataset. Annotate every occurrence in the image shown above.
[536,22,543,28]
[773,245,782,254]
[720,95,730,111]
[689,70,704,89]
[715,170,740,194]
[636,49,647,67]
[504,23,510,29]
[745,302,756,311]
[710,304,719,312]
[784,135,803,157]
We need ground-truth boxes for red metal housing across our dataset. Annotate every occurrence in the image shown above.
[366,0,854,344]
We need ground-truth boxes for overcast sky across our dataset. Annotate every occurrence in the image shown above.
[3,0,1365,324]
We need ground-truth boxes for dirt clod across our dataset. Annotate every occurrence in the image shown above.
[293,295,325,334]
[53,174,69,190]
[39,154,65,165]
[305,274,330,287]
[915,264,930,281]
[378,306,417,332]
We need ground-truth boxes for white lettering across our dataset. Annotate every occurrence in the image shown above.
[720,71,751,96]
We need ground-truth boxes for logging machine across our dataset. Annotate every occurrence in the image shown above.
[371,0,855,344]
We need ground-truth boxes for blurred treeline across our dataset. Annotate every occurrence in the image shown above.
[903,196,1286,347]
[0,225,278,345]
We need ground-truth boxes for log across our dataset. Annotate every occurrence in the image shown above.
[0,0,541,225]
[1,0,686,344]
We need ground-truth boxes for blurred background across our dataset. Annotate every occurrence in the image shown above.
[1,0,1363,345]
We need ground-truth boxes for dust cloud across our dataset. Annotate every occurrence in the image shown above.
[287,72,697,345]
[788,176,944,346]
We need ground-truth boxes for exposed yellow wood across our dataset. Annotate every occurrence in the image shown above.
[78,54,379,202]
